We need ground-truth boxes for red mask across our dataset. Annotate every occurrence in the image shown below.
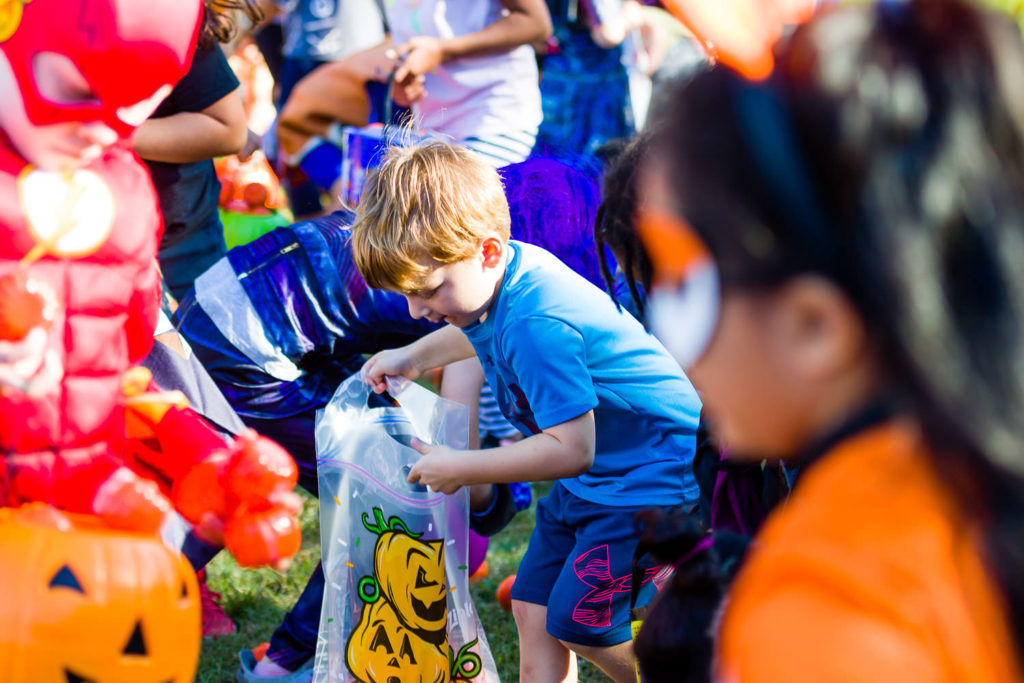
[0,0,202,137]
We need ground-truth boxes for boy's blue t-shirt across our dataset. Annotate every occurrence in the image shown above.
[462,241,702,506]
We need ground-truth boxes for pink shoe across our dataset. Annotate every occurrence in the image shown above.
[198,569,237,637]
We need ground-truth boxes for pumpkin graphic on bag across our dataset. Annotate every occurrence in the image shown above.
[360,506,448,641]
[374,531,447,638]
[346,597,448,683]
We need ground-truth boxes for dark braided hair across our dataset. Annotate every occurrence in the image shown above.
[595,134,654,318]
[632,508,751,683]
[655,0,1024,656]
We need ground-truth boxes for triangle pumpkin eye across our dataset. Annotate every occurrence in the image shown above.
[415,566,437,588]
[370,623,394,654]
[64,669,96,683]
[399,633,418,665]
[123,621,148,656]
[49,565,85,594]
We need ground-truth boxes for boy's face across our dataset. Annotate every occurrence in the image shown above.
[400,236,506,329]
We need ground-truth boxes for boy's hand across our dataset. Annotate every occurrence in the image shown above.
[407,439,465,494]
[362,347,421,394]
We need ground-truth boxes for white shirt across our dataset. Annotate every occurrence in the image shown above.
[384,0,542,143]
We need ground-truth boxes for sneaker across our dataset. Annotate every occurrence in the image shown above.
[237,649,315,683]
[197,569,237,638]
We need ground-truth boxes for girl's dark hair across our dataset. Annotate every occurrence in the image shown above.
[199,0,263,51]
[595,134,654,317]
[655,0,1024,654]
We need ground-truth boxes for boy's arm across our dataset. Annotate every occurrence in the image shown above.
[393,0,552,86]
[407,411,596,494]
[362,325,476,393]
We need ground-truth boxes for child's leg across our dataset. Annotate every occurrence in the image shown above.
[513,600,578,682]
[559,638,635,683]
[510,484,581,681]
[259,563,324,672]
[236,411,322,676]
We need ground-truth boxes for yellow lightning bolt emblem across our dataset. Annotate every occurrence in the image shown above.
[0,0,32,43]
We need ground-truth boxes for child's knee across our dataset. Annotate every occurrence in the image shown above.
[558,637,600,661]
[560,638,636,682]
[511,598,545,632]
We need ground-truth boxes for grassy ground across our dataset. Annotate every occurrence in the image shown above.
[197,484,610,682]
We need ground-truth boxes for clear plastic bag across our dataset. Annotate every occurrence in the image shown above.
[312,374,501,683]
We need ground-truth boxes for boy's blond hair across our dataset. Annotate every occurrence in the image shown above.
[350,141,511,293]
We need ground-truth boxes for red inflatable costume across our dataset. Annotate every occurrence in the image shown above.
[0,0,301,567]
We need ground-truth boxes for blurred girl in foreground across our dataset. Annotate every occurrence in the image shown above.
[640,0,1024,679]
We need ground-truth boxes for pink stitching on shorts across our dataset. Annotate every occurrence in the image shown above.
[570,544,666,627]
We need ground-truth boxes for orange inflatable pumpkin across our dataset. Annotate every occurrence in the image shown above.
[373,532,447,638]
[213,151,286,215]
[346,598,448,683]
[0,504,200,682]
[496,575,516,613]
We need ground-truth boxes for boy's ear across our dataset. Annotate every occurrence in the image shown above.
[480,237,504,268]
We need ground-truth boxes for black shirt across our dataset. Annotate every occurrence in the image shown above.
[144,44,240,248]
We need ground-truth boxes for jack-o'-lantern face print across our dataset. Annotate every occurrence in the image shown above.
[374,532,447,637]
[0,505,200,682]
[346,598,448,683]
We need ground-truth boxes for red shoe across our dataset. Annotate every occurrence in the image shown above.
[198,568,237,637]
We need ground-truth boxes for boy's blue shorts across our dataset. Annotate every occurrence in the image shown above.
[510,481,675,647]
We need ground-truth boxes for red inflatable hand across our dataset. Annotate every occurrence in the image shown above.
[222,430,298,502]
[224,498,302,569]
[123,373,302,569]
[172,430,302,568]
[221,432,302,568]
[171,450,233,538]
[91,467,173,533]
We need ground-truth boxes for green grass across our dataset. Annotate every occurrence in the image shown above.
[197,484,611,682]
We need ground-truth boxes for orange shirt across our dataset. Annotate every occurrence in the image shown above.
[717,421,1022,682]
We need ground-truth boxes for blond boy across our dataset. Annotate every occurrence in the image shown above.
[354,142,702,683]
